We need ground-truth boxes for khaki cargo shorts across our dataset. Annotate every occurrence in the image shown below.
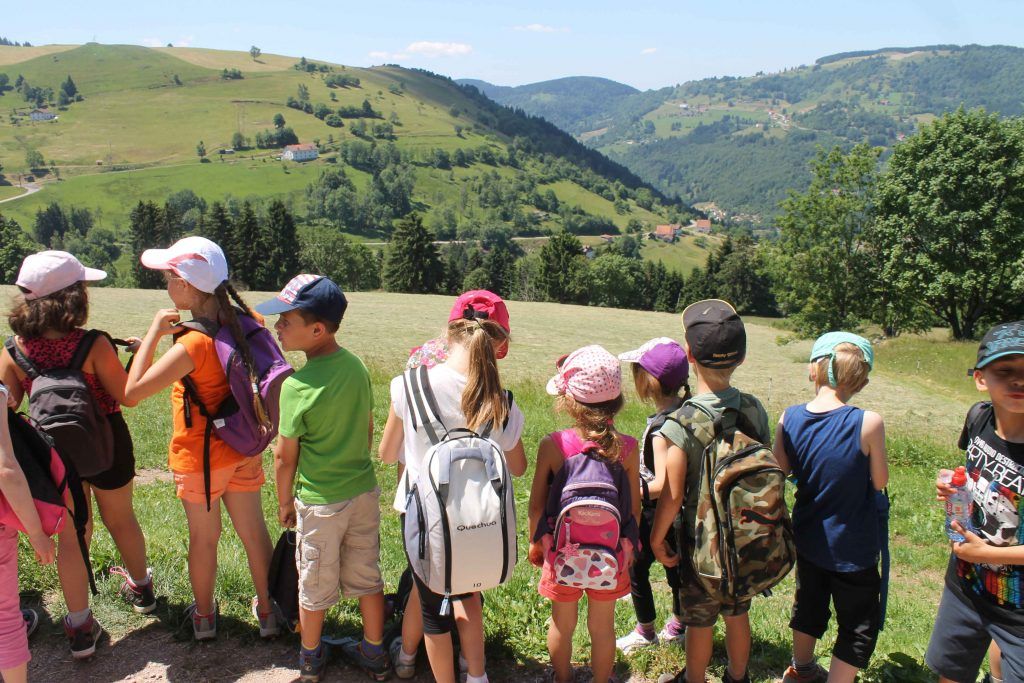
[295,488,384,611]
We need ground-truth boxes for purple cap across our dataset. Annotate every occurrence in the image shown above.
[618,337,689,390]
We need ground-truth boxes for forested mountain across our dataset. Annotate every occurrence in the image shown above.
[467,44,1024,221]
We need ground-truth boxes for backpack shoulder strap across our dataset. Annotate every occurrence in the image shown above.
[4,336,40,380]
[402,365,446,446]
[68,329,111,371]
[959,401,993,451]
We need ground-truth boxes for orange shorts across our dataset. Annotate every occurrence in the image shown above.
[537,553,632,603]
[173,457,265,504]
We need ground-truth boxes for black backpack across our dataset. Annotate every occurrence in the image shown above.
[5,331,114,479]
[268,530,299,633]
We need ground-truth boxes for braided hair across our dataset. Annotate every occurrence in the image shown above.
[214,281,272,431]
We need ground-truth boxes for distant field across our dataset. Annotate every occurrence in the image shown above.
[541,179,665,230]
[0,44,75,65]
[2,287,974,681]
[640,233,720,274]
[0,184,25,201]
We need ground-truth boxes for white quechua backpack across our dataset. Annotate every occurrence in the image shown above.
[401,365,517,615]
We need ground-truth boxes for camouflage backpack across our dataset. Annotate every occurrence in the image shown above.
[671,399,795,605]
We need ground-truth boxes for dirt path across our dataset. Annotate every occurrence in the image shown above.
[0,182,41,204]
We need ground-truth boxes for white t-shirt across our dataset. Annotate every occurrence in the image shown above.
[389,364,525,512]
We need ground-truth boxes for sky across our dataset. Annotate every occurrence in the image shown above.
[6,0,1024,90]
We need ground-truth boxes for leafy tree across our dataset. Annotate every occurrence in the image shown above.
[383,214,443,293]
[63,227,120,277]
[202,201,234,247]
[0,213,36,282]
[768,144,879,335]
[249,46,261,61]
[231,131,248,150]
[25,149,45,171]
[32,203,69,246]
[714,236,777,316]
[299,226,380,291]
[297,83,310,103]
[872,108,1024,339]
[60,75,77,99]
[196,140,207,160]
[589,254,642,309]
[231,202,261,287]
[129,201,169,288]
[537,232,589,304]
[273,113,286,130]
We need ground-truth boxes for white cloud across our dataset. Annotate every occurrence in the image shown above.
[405,41,473,57]
[176,35,195,48]
[142,38,163,47]
[641,47,658,55]
[513,23,568,33]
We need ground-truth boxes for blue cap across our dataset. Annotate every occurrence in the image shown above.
[254,274,348,324]
[975,321,1024,371]
[810,331,873,388]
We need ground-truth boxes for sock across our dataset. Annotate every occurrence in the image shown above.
[664,616,685,636]
[362,637,384,656]
[637,621,656,639]
[793,658,817,675]
[397,647,416,665]
[302,643,323,657]
[465,674,488,683]
[990,676,1004,683]
[67,609,91,628]
[130,569,152,587]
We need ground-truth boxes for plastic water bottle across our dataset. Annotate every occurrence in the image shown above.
[944,466,973,543]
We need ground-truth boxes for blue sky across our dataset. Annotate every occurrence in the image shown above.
[7,0,1023,89]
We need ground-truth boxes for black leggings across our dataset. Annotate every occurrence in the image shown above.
[630,505,681,625]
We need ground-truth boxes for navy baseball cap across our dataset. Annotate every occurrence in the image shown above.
[255,274,348,324]
[973,321,1024,372]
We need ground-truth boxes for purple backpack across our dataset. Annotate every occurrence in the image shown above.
[178,313,293,509]
[534,445,639,590]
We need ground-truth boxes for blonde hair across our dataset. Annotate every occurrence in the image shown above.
[558,393,625,464]
[447,317,509,432]
[631,364,691,404]
[811,342,870,394]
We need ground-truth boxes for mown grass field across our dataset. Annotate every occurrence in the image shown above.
[0,286,976,681]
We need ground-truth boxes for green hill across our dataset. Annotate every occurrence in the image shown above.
[0,43,695,255]
[471,44,1024,221]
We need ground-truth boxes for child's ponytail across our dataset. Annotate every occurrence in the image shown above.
[448,317,509,433]
[559,394,625,464]
[215,281,272,432]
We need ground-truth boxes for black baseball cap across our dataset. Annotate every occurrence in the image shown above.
[254,274,348,325]
[681,299,746,369]
[972,321,1024,373]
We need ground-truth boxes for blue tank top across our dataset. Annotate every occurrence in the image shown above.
[782,404,878,571]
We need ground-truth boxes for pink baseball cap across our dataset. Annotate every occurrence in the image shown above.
[449,290,511,359]
[16,250,106,300]
[140,236,229,294]
[546,345,622,404]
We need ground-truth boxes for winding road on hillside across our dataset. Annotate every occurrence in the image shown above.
[0,182,41,203]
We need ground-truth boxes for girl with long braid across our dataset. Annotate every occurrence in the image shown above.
[124,237,278,641]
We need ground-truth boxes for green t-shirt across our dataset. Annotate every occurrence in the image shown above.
[657,387,771,453]
[278,347,377,505]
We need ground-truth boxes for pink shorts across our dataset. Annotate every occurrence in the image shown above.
[0,526,29,670]
[537,552,631,603]
[173,458,265,504]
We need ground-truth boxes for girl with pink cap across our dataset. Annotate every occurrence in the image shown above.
[1,251,153,660]
[378,290,525,683]
[527,345,641,683]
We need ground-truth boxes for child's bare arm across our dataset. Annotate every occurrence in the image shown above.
[0,389,55,564]
[527,436,558,566]
[647,435,670,499]
[952,524,1024,565]
[505,440,527,477]
[862,411,888,490]
[772,416,791,475]
[377,404,404,464]
[273,435,299,527]
[650,443,686,567]
[622,442,642,524]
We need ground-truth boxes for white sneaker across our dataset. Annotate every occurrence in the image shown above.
[657,623,686,646]
[615,627,658,654]
[390,637,417,679]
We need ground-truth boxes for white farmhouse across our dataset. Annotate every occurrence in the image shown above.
[29,109,57,121]
[281,143,318,162]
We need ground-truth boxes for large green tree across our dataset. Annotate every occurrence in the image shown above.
[0,214,37,283]
[382,214,443,294]
[872,108,1024,339]
[769,143,880,335]
[254,200,300,290]
[537,232,589,304]
[129,201,167,288]
[231,202,261,288]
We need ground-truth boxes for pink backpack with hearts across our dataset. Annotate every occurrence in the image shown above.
[534,430,638,590]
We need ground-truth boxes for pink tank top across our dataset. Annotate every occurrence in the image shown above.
[18,329,119,415]
[550,428,637,464]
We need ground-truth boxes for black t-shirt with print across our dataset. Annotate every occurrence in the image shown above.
[944,402,1024,632]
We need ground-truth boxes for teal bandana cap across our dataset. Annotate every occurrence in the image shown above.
[810,331,874,388]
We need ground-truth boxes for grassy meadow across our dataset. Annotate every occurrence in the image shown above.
[0,286,978,681]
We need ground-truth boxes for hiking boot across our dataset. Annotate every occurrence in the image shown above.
[782,663,828,683]
[299,642,330,683]
[723,670,750,683]
[390,637,416,679]
[63,613,102,659]
[339,637,392,681]
[185,601,217,641]
[657,622,686,647]
[110,566,156,614]
[22,608,38,638]
[251,596,281,638]
[615,626,658,654]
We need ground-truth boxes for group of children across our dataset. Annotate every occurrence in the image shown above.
[0,236,1020,683]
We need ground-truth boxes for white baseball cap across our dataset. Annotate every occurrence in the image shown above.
[16,250,106,300]
[140,236,229,294]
